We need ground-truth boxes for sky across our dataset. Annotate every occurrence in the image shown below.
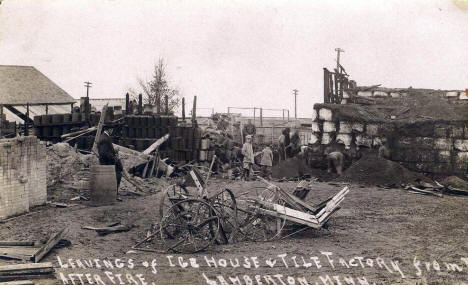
[0,0,467,117]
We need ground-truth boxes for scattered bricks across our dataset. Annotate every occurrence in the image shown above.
[372,137,383,147]
[318,108,333,121]
[366,123,379,136]
[436,151,452,163]
[321,133,333,145]
[454,139,468,151]
[352,122,364,133]
[357,91,372,97]
[434,138,453,150]
[311,122,320,132]
[355,135,372,148]
[323,121,336,132]
[338,121,352,134]
[414,137,435,149]
[336,133,352,147]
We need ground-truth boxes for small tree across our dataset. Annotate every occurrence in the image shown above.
[131,58,180,114]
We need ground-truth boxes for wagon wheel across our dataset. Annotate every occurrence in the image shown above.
[158,183,191,224]
[160,199,220,253]
[209,188,238,244]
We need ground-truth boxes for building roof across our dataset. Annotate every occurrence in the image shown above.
[0,65,75,105]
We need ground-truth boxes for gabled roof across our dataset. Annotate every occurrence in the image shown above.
[0,65,75,105]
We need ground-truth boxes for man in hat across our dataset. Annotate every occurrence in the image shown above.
[241,135,255,180]
[97,129,123,192]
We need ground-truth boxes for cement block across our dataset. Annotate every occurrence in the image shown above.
[459,91,468,100]
[318,108,333,121]
[396,137,413,148]
[309,134,319,144]
[339,121,353,134]
[373,91,388,97]
[311,122,320,132]
[415,137,435,149]
[323,121,336,132]
[448,124,464,138]
[446,91,459,97]
[343,91,350,99]
[454,139,468,151]
[454,152,468,172]
[390,92,401,98]
[437,151,452,163]
[340,99,347,104]
[417,150,436,162]
[366,124,379,136]
[352,123,364,132]
[357,91,372,97]
[355,135,372,148]
[336,133,352,147]
[434,124,448,137]
[321,133,333,145]
[434,138,453,150]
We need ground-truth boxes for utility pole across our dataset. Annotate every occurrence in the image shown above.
[293,89,298,120]
[84,81,92,98]
[335,48,345,73]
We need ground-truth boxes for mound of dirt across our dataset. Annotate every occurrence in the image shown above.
[335,153,428,186]
[441,176,468,189]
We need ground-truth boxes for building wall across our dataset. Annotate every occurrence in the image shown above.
[311,105,468,176]
[0,136,47,219]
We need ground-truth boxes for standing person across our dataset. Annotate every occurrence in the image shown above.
[278,132,286,161]
[97,129,123,194]
[260,145,273,179]
[241,135,255,181]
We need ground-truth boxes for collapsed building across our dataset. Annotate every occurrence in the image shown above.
[310,67,468,177]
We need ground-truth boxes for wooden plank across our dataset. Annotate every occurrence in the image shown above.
[95,225,134,236]
[255,208,322,229]
[148,156,157,178]
[0,247,38,261]
[141,161,149,178]
[142,134,169,155]
[0,242,34,247]
[0,263,53,275]
[91,104,108,155]
[272,204,319,224]
[409,186,443,198]
[0,280,34,285]
[31,229,66,263]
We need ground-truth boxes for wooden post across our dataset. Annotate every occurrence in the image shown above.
[138,94,143,115]
[192,96,197,123]
[85,96,90,126]
[182,97,185,121]
[24,103,29,136]
[70,103,74,113]
[45,104,49,115]
[92,104,108,154]
[253,107,256,125]
[165,94,169,114]
[260,108,263,126]
[125,93,130,115]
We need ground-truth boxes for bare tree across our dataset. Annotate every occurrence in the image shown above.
[130,58,181,114]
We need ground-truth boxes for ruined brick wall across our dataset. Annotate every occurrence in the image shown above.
[0,136,47,219]
[342,89,467,104]
[311,105,468,176]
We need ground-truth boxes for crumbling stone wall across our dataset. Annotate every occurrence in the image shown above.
[0,136,47,219]
[311,105,468,176]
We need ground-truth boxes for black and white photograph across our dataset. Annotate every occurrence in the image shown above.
[0,0,467,284]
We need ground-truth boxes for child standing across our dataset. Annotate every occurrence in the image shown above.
[260,145,273,179]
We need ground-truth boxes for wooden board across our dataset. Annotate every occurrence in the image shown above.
[0,242,34,247]
[0,247,38,261]
[91,104,108,155]
[0,263,53,275]
[31,229,66,263]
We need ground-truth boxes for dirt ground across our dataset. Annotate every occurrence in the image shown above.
[0,178,467,285]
